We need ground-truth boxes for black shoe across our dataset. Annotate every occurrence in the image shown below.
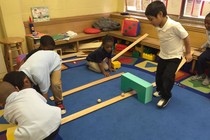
[157,98,171,108]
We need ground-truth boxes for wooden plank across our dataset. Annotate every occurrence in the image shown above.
[0,109,3,117]
[50,72,124,100]
[61,90,136,125]
[79,42,102,50]
[61,52,84,59]
[76,54,88,57]
[0,124,16,132]
[62,57,86,63]
[111,33,149,61]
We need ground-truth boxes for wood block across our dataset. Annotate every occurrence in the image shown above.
[121,72,153,104]
[50,72,124,100]
[61,90,136,124]
[111,33,148,61]
[62,57,86,63]
[0,109,3,117]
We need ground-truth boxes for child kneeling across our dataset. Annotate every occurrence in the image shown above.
[0,82,61,140]
[86,35,115,77]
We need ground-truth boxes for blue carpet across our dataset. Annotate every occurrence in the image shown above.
[51,64,210,140]
[1,58,209,139]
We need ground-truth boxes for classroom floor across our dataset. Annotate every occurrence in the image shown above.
[1,57,210,140]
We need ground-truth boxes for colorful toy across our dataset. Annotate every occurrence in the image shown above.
[121,18,141,37]
[112,61,121,69]
[142,53,155,61]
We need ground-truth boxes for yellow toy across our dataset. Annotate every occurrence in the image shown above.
[6,126,17,140]
[142,53,155,61]
[112,61,121,69]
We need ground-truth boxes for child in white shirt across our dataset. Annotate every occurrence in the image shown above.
[145,1,192,108]
[0,82,61,140]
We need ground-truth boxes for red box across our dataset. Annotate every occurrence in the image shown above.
[121,18,140,37]
[115,44,127,51]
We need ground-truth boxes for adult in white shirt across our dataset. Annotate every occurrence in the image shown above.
[0,82,61,140]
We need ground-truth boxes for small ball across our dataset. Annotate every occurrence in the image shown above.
[97,99,102,103]
[121,93,125,97]
[73,61,76,64]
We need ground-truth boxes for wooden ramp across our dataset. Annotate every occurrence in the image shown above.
[61,90,136,125]
[50,72,124,100]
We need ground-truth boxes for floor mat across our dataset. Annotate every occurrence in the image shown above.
[135,60,157,72]
[181,76,210,94]
[175,70,190,82]
[0,132,6,140]
[117,56,138,65]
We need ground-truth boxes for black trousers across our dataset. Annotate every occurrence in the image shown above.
[156,57,181,99]
[196,48,210,77]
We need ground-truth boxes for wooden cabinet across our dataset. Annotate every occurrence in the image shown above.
[26,36,77,53]
[25,32,107,54]
[0,46,7,80]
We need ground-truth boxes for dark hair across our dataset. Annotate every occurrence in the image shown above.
[206,12,210,18]
[145,1,167,17]
[3,71,27,90]
[102,35,114,45]
[40,35,55,50]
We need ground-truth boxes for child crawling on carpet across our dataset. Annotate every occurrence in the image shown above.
[0,81,61,140]
[86,35,115,77]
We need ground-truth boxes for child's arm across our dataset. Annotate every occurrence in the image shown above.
[98,63,110,77]
[183,36,193,62]
[108,58,115,72]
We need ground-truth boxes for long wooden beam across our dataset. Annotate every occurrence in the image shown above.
[61,90,136,125]
[0,110,3,117]
[111,33,149,61]
[62,57,86,63]
[0,124,15,132]
[50,72,124,100]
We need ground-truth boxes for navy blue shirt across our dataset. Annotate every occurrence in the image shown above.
[86,46,112,63]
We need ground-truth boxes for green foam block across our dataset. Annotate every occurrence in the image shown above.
[121,72,153,104]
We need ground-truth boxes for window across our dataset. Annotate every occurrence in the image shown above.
[125,0,210,19]
[126,0,168,13]
[181,0,210,19]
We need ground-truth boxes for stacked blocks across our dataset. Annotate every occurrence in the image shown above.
[115,44,128,51]
[112,61,121,69]
[142,53,155,61]
[121,72,153,104]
